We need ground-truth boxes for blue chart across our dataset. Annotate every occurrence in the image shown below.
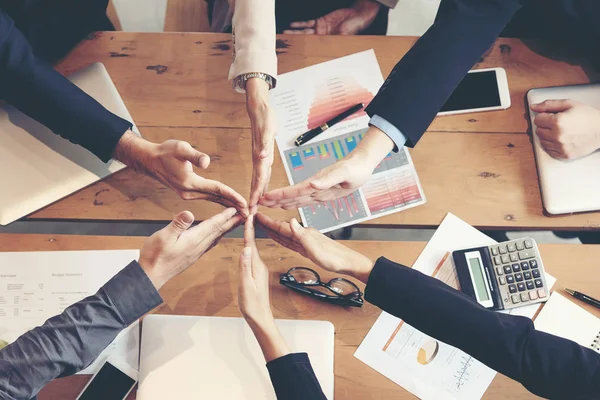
[283,128,413,231]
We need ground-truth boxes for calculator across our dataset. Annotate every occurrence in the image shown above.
[452,238,549,310]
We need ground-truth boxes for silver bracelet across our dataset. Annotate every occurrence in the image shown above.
[233,72,276,93]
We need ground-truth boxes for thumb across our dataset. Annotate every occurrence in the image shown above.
[290,218,309,243]
[165,211,194,239]
[310,164,348,190]
[531,99,574,113]
[175,142,210,169]
[239,246,253,277]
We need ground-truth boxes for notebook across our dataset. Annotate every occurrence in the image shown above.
[526,84,600,215]
[138,315,335,399]
[534,292,600,353]
[0,62,139,225]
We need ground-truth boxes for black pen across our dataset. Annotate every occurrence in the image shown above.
[564,288,600,310]
[294,103,364,147]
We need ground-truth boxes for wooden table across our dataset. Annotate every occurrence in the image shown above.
[2,234,596,399]
[25,33,600,230]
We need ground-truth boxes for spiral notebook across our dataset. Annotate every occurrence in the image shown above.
[534,292,600,353]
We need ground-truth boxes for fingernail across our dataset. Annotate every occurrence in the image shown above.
[291,218,300,229]
[243,247,252,258]
[181,211,194,224]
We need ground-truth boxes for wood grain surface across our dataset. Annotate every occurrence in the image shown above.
[1,234,596,399]
[29,129,600,230]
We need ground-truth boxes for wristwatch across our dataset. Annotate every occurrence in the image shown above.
[233,72,276,93]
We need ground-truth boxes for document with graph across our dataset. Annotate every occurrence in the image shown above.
[270,50,426,232]
[354,214,556,400]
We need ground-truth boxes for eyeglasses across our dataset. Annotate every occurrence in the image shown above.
[279,267,364,307]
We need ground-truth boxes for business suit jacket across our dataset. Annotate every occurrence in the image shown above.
[365,0,600,147]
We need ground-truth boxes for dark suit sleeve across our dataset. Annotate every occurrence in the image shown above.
[0,13,131,163]
[365,0,524,147]
[365,257,600,400]
[266,353,327,399]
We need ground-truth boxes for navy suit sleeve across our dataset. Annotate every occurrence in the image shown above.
[0,12,131,163]
[266,353,327,400]
[365,0,524,147]
[365,257,600,400]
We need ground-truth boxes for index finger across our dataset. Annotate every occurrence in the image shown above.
[533,113,557,129]
[188,207,240,242]
[256,213,294,240]
[244,215,256,248]
[290,20,316,28]
[260,181,315,205]
[190,176,249,216]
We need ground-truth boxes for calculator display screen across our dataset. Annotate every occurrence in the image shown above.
[468,257,490,301]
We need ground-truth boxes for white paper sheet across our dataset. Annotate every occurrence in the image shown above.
[270,50,426,233]
[354,213,556,400]
[0,250,140,374]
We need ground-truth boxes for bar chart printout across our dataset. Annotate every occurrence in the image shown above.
[283,128,425,232]
[271,50,426,232]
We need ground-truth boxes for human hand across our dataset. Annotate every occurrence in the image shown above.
[256,213,374,283]
[238,216,274,328]
[139,208,243,289]
[531,99,600,160]
[259,126,393,209]
[283,0,380,35]
[246,78,277,213]
[114,132,249,216]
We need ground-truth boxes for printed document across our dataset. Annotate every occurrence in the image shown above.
[270,50,426,233]
[354,213,556,399]
[0,250,140,374]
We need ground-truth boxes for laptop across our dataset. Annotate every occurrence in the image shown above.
[138,315,335,399]
[527,84,600,215]
[0,63,138,225]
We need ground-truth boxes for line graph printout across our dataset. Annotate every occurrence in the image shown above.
[354,214,556,400]
[271,50,426,232]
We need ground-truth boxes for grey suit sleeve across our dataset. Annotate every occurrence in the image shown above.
[0,261,163,400]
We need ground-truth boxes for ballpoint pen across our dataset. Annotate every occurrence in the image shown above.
[294,103,364,146]
[564,288,600,310]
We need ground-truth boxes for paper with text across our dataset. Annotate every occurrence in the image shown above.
[0,250,140,374]
[354,213,556,399]
[270,50,426,233]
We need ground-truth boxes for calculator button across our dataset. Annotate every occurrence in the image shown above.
[520,293,529,302]
[494,256,501,265]
[510,253,518,262]
[521,261,530,271]
[491,247,499,256]
[507,243,516,252]
[517,283,526,292]
[529,260,538,269]
[524,239,534,249]
[506,275,515,284]
[499,245,507,254]
[501,255,510,264]
[511,294,520,304]
[512,263,521,272]
[537,289,547,298]
[516,241,525,251]
[496,267,504,276]
[518,250,535,260]
[523,271,532,280]
[508,284,517,293]
[515,273,523,282]
[529,291,538,300]
[499,276,506,285]
[503,265,512,274]
[532,269,541,278]
[526,281,535,290]
[534,279,543,288]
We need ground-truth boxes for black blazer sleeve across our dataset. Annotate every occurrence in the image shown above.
[266,353,327,399]
[365,0,524,147]
[365,257,600,400]
[0,12,131,163]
